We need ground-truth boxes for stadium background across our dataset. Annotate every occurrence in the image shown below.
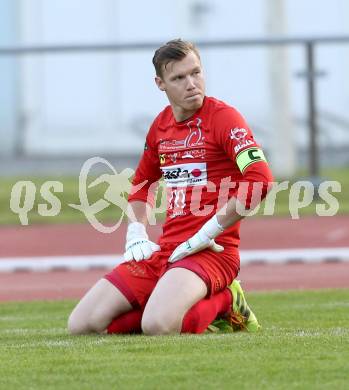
[0,1,348,389]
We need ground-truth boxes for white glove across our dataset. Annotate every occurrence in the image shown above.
[169,216,224,263]
[124,222,160,261]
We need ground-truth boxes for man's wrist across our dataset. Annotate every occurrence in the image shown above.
[201,215,224,239]
[126,222,148,241]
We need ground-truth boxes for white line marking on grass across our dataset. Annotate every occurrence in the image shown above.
[329,328,349,336]
[4,338,110,349]
[1,328,67,335]
[294,329,349,337]
[0,247,349,272]
[42,340,74,347]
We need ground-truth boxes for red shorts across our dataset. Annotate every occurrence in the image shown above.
[104,243,240,309]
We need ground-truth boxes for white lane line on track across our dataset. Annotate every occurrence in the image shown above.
[240,247,349,262]
[0,247,349,272]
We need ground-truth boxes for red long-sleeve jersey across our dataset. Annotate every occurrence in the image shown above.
[128,96,273,249]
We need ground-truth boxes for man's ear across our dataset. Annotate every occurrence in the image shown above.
[155,76,165,91]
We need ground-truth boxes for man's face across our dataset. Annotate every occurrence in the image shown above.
[155,51,205,121]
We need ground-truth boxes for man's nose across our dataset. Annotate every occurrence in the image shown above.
[186,76,195,89]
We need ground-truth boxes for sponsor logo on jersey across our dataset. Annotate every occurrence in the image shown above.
[159,154,166,164]
[160,149,206,165]
[159,139,186,151]
[169,152,178,163]
[182,148,206,159]
[182,152,195,159]
[185,118,205,148]
[159,118,205,152]
[166,149,206,162]
[234,139,255,154]
[230,127,247,141]
[161,162,207,187]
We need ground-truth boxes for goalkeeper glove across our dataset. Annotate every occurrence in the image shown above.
[124,222,160,261]
[169,216,224,263]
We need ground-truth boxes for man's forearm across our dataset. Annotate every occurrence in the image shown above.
[216,196,245,229]
[127,200,150,226]
[217,164,274,229]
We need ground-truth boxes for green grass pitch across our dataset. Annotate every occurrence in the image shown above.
[1,289,348,389]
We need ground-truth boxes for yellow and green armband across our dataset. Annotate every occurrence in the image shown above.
[236,147,267,173]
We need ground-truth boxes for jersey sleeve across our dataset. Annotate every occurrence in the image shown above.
[213,107,266,170]
[213,107,274,208]
[128,121,162,207]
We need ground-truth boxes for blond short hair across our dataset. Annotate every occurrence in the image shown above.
[152,39,201,78]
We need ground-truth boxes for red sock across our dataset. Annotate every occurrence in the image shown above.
[181,289,232,334]
[107,310,143,334]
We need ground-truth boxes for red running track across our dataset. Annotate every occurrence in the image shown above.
[0,262,348,302]
[0,216,348,301]
[1,216,348,257]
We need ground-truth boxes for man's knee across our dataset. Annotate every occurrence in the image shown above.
[67,312,89,335]
[67,310,106,335]
[141,312,178,335]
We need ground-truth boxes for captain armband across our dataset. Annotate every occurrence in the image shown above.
[236,147,267,173]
